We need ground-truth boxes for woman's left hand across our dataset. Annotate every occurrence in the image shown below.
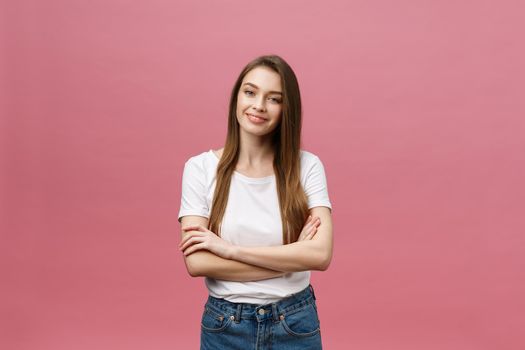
[179,225,235,259]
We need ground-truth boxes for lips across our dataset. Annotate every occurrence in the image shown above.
[246,113,267,120]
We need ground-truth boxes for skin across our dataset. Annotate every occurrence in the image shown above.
[179,65,334,278]
[234,65,283,173]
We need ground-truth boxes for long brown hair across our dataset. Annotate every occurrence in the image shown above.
[208,55,309,245]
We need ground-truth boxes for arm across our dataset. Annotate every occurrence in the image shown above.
[230,207,333,272]
[180,215,286,281]
[184,251,286,281]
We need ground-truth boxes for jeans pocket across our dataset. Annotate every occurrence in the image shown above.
[280,302,320,337]
[200,305,232,333]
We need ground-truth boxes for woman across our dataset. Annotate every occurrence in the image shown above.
[177,54,333,349]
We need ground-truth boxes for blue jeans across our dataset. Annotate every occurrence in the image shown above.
[200,284,322,350]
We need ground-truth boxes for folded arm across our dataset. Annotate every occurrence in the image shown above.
[230,207,333,272]
[180,216,287,281]
[180,206,333,275]
[184,250,286,281]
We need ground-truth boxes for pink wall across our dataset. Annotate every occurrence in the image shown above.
[1,1,524,349]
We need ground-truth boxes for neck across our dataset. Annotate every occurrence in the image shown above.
[237,131,275,167]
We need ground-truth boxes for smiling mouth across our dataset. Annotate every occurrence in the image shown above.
[246,113,267,122]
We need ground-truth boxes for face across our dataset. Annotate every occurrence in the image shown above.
[236,66,283,138]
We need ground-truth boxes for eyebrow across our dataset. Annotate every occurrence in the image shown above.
[243,82,282,95]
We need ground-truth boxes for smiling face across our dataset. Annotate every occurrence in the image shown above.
[236,66,283,138]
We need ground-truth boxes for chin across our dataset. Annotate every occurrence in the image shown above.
[241,126,271,137]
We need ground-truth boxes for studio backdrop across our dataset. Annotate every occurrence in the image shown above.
[1,1,524,349]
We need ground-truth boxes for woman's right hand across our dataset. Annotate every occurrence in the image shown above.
[297,215,321,241]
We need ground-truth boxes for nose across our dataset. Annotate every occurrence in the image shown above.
[253,97,266,112]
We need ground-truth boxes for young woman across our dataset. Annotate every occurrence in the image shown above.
[177,54,333,349]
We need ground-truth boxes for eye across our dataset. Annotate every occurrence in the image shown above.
[269,97,282,103]
[244,90,254,96]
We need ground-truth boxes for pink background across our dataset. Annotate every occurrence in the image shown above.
[1,1,524,349]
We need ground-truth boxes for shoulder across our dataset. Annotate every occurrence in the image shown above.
[299,149,330,181]
[299,149,332,208]
[299,149,324,170]
[299,149,320,161]
[183,149,217,175]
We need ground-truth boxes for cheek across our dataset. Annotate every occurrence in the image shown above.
[235,100,243,115]
[237,92,249,104]
[236,104,245,116]
[271,107,283,120]
[270,113,282,129]
[236,97,249,112]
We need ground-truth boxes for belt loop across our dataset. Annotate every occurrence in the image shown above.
[271,303,279,322]
[235,303,242,323]
[309,284,317,300]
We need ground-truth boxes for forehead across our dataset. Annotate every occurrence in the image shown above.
[242,66,282,92]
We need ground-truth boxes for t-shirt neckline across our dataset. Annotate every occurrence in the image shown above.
[209,149,275,183]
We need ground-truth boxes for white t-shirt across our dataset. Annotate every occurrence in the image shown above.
[178,149,332,303]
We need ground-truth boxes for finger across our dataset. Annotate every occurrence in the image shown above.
[305,220,318,232]
[179,231,204,246]
[306,227,318,239]
[303,219,315,230]
[298,227,310,240]
[179,237,207,252]
[185,224,208,232]
[304,231,314,240]
[300,228,316,241]
[180,236,205,251]
[179,232,205,247]
[307,216,320,227]
[299,226,310,239]
[303,218,317,231]
[299,224,315,241]
[183,242,206,256]
[182,225,204,232]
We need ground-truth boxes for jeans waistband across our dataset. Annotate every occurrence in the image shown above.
[205,284,317,323]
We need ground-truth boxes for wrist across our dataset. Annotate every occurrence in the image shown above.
[227,244,241,260]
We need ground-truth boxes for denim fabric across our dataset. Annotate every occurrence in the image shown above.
[200,284,322,350]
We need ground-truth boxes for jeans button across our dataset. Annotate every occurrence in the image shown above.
[258,309,265,315]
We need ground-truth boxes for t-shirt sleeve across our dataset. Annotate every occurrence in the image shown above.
[304,156,332,211]
[178,157,210,222]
